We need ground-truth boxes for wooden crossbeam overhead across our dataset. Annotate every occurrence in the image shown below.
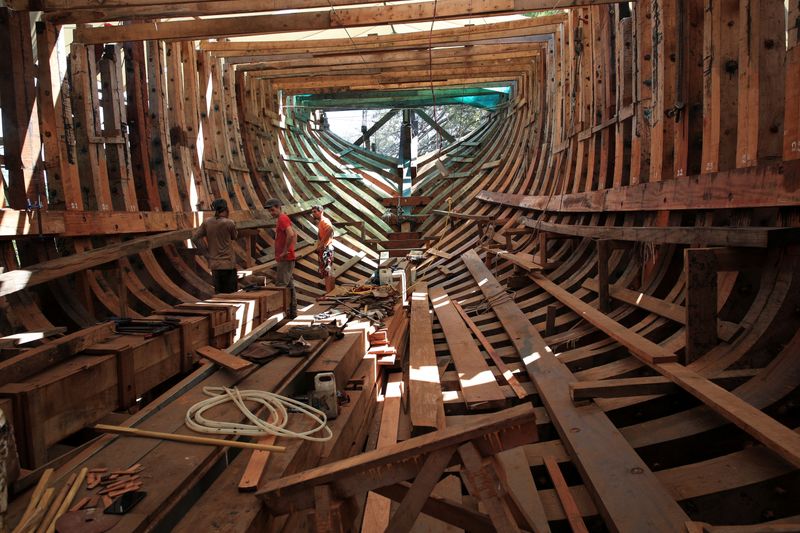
[238,44,543,74]
[73,0,622,44]
[517,218,800,248]
[268,67,530,90]
[250,56,538,83]
[201,15,565,54]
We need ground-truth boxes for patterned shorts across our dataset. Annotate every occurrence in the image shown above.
[319,245,334,275]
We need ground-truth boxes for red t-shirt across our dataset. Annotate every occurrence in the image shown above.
[275,213,296,261]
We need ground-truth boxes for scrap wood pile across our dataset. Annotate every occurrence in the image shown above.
[11,463,145,533]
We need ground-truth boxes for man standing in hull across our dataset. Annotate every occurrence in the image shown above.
[311,205,335,293]
[192,198,238,294]
[266,198,298,318]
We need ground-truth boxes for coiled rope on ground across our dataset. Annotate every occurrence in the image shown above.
[185,386,333,442]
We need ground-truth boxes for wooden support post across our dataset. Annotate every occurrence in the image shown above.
[684,248,719,363]
[538,231,548,267]
[117,263,128,319]
[545,305,557,336]
[596,239,610,312]
[116,347,136,409]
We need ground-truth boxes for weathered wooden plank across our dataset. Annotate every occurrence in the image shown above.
[477,164,800,212]
[74,0,620,44]
[361,372,403,533]
[256,403,537,514]
[408,282,445,433]
[519,219,800,248]
[461,250,689,531]
[429,287,506,411]
[530,270,800,469]
[196,345,253,371]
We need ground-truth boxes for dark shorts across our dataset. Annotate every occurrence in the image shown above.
[319,245,334,276]
[212,269,238,294]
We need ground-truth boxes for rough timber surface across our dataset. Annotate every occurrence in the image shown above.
[2,3,800,532]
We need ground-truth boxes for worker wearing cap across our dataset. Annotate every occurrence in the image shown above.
[192,199,238,294]
[265,198,298,318]
[311,205,335,293]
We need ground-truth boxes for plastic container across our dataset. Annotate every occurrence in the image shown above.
[313,372,338,420]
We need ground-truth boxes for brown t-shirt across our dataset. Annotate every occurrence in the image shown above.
[194,216,238,270]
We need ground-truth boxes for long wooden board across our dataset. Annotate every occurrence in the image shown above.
[461,250,690,531]
[256,403,537,514]
[408,282,445,433]
[429,286,507,410]
[531,271,800,469]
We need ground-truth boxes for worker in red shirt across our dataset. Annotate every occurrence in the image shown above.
[311,205,335,293]
[192,198,238,294]
[265,198,297,318]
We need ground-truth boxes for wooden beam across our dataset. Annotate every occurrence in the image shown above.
[256,403,537,514]
[684,248,719,363]
[408,282,445,433]
[517,218,800,248]
[477,163,800,212]
[461,250,690,531]
[429,287,507,411]
[0,322,115,387]
[569,369,760,400]
[530,271,800,469]
[73,1,619,44]
[452,300,527,400]
[0,197,331,298]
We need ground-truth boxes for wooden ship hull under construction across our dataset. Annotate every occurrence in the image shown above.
[1,0,800,531]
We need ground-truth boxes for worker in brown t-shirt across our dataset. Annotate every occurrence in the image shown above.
[193,199,238,294]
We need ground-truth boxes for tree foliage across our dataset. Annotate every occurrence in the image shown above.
[364,105,490,158]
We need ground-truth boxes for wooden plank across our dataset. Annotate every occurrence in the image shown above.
[385,446,456,533]
[530,270,800,469]
[518,218,800,248]
[237,435,277,492]
[543,456,588,533]
[458,442,520,532]
[461,250,689,531]
[0,322,115,387]
[196,345,253,371]
[483,249,545,271]
[451,301,527,400]
[429,287,507,411]
[476,164,800,212]
[569,369,760,400]
[0,197,331,298]
[496,447,550,533]
[361,373,403,533]
[408,282,445,433]
[581,279,741,343]
[256,403,537,514]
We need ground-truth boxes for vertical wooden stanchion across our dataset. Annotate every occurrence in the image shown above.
[684,248,719,363]
[597,240,610,312]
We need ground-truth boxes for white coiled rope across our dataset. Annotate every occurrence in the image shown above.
[185,386,333,442]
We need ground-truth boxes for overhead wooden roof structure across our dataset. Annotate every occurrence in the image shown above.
[1,0,800,531]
